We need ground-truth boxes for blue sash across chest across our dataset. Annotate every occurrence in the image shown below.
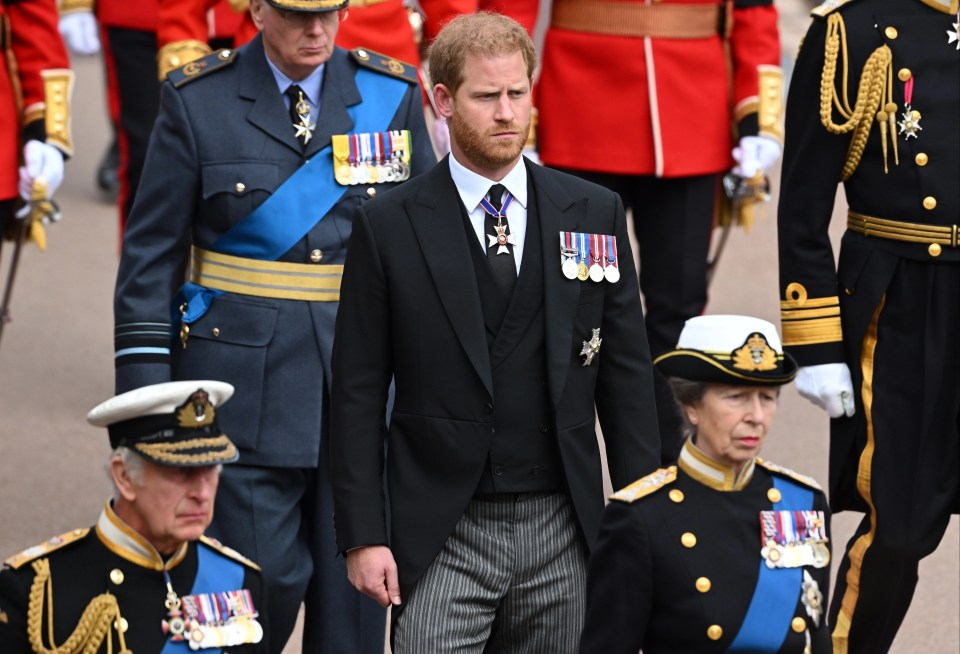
[160,542,244,654]
[726,476,813,653]
[177,66,410,323]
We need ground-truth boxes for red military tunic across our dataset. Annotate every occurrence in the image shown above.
[157,0,423,79]
[538,0,782,178]
[1,0,71,202]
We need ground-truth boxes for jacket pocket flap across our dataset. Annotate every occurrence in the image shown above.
[201,161,280,200]
[188,295,277,347]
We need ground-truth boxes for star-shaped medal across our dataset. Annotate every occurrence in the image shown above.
[948,15,960,49]
[801,570,823,628]
[293,118,316,145]
[487,222,516,255]
[580,328,602,367]
[897,107,922,139]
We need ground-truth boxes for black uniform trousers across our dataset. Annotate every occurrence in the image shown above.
[830,236,959,653]
[101,27,161,233]
[552,168,717,464]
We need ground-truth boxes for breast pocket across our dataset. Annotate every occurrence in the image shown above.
[201,161,281,221]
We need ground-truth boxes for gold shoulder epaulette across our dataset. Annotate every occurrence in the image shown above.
[610,466,677,503]
[757,459,823,491]
[159,40,213,81]
[168,49,238,89]
[199,535,261,571]
[350,48,418,84]
[4,528,89,570]
[811,0,858,18]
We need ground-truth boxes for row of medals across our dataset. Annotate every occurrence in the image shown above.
[560,234,620,283]
[334,131,411,186]
[164,589,263,650]
[760,510,830,570]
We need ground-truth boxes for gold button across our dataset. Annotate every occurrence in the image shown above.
[114,617,129,633]
[681,532,697,548]
[928,243,942,257]
[219,50,232,59]
[707,625,723,640]
[915,152,928,166]
[767,488,782,503]
[669,489,684,503]
[212,327,220,337]
[235,182,246,194]
[366,187,377,198]
[696,577,712,593]
[923,196,937,210]
[792,616,807,633]
[356,49,369,60]
[109,569,124,585]
[310,249,324,263]
[884,26,898,39]
[897,68,911,82]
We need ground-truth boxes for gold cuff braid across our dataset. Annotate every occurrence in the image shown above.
[757,65,784,144]
[27,558,131,654]
[158,40,214,81]
[58,0,94,14]
[42,70,74,156]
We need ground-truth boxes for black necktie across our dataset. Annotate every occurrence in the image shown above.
[485,183,517,297]
[285,84,310,147]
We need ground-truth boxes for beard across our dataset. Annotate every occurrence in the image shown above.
[449,116,530,172]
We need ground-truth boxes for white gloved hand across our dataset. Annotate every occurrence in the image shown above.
[732,135,782,178]
[431,118,451,157]
[795,363,856,418]
[19,141,65,205]
[59,11,101,55]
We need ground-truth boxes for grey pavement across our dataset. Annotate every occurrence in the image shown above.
[1,3,956,651]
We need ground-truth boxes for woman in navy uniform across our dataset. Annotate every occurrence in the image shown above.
[579,315,831,653]
[0,381,268,653]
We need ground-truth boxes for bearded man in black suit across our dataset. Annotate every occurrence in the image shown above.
[330,11,661,652]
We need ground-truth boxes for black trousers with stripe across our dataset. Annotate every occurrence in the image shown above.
[829,237,959,653]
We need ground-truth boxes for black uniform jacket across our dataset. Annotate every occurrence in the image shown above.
[113,35,434,468]
[777,0,959,509]
[330,157,661,595]
[579,440,832,653]
[0,503,267,653]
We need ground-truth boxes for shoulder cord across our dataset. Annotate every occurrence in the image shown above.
[27,559,132,654]
[819,13,898,179]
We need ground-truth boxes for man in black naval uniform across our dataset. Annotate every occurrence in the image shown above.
[111,0,435,650]
[0,381,267,653]
[776,0,959,651]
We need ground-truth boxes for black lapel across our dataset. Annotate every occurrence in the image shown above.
[529,160,585,409]
[405,158,493,398]
[305,48,357,158]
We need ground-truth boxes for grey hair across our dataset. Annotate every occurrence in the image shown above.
[107,446,145,500]
[667,377,709,440]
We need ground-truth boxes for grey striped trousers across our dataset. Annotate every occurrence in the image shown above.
[392,491,587,653]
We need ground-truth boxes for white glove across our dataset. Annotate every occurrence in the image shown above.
[795,363,856,418]
[431,118,451,157]
[732,135,781,178]
[19,140,65,204]
[59,11,101,56]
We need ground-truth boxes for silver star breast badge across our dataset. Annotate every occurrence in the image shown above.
[580,328,602,367]
[294,119,316,145]
[948,16,960,49]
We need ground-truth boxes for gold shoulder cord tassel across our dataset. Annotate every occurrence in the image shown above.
[27,559,132,654]
[819,13,896,179]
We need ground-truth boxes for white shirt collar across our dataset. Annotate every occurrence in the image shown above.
[448,153,528,212]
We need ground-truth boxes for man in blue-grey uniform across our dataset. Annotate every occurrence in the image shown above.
[111,0,435,651]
